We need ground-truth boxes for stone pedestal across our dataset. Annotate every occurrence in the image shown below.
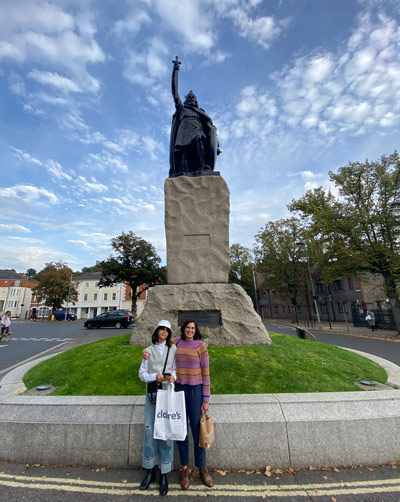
[131,174,271,346]
[165,176,230,284]
[132,284,271,346]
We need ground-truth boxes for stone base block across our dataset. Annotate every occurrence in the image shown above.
[130,283,271,346]
[165,175,230,284]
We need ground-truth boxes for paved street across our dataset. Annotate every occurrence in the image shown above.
[0,321,130,376]
[0,460,399,501]
[264,321,400,367]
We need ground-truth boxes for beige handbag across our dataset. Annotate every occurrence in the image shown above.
[199,411,215,449]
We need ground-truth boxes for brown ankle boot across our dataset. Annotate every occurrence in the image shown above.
[200,467,214,487]
[180,467,190,490]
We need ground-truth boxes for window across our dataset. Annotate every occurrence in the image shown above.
[104,293,108,301]
[348,278,353,289]
[84,294,88,302]
[10,289,20,296]
[338,303,348,313]
[333,280,342,290]
[317,283,324,293]
[283,305,286,313]
[93,293,98,301]
[297,305,301,313]
[274,305,279,313]
[262,291,266,299]
[112,293,116,301]
[14,280,20,286]
[272,290,276,298]
[7,300,18,308]
[321,304,328,313]
[85,282,89,287]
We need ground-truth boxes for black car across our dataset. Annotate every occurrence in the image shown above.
[53,310,77,321]
[84,310,134,329]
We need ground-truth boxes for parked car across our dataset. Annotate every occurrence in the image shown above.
[84,310,134,329]
[53,310,77,321]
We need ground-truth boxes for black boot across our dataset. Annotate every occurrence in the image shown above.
[140,467,157,490]
[159,473,168,496]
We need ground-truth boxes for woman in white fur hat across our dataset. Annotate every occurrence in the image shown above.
[138,320,177,496]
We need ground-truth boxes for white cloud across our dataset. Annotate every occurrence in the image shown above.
[67,239,94,250]
[76,176,108,193]
[27,69,81,93]
[0,223,30,233]
[1,184,59,205]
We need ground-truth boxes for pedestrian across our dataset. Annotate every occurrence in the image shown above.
[365,310,376,331]
[0,310,12,341]
[138,320,177,496]
[143,319,214,490]
[31,307,37,321]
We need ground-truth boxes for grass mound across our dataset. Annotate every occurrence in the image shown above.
[23,333,387,395]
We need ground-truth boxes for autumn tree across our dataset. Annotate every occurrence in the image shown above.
[33,262,78,310]
[229,244,256,305]
[255,218,309,322]
[97,231,164,315]
[289,151,400,334]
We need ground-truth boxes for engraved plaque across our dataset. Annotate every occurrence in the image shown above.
[178,310,222,327]
[183,234,210,249]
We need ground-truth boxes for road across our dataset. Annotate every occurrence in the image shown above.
[264,321,400,367]
[0,460,399,501]
[0,320,129,375]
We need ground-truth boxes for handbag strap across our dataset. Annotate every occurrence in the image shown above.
[161,345,170,374]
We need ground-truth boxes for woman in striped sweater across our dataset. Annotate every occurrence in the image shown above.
[175,319,213,490]
[143,319,213,490]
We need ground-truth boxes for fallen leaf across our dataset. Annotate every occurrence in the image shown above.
[122,480,128,483]
[41,476,46,479]
[321,465,330,471]
[323,476,328,480]
[245,470,255,475]
[331,498,337,502]
[264,466,272,477]
[215,469,228,476]
[314,489,320,494]
[309,466,318,471]
[275,477,280,480]
[333,467,340,472]
[233,481,237,485]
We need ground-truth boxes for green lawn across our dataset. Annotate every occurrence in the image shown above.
[22,332,388,395]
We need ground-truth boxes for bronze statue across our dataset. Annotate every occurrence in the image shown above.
[169,57,221,178]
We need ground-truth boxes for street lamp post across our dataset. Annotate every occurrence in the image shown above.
[296,241,321,330]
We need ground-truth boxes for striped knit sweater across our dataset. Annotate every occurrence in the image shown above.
[173,338,210,403]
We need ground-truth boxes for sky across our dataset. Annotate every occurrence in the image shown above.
[1,0,400,274]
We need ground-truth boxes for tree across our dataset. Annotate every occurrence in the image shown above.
[289,151,400,334]
[26,268,37,279]
[33,262,78,310]
[229,244,256,305]
[254,218,308,322]
[97,231,164,315]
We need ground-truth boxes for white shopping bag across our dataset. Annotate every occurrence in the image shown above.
[153,383,187,441]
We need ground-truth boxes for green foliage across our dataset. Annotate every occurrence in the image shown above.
[289,151,400,332]
[33,261,78,310]
[255,218,308,314]
[23,333,387,395]
[97,231,164,314]
[229,244,256,304]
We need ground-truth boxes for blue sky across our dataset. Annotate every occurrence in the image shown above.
[1,0,400,273]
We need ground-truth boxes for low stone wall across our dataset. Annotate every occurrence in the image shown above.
[0,391,399,469]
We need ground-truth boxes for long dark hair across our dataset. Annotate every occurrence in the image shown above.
[180,319,202,340]
[152,325,172,347]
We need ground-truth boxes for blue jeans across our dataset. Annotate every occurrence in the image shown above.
[142,393,174,474]
[175,383,206,469]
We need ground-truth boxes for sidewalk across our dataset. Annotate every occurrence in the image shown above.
[263,317,400,342]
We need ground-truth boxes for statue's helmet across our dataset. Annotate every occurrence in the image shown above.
[184,90,198,107]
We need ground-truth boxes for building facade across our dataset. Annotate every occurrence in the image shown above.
[0,271,39,319]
